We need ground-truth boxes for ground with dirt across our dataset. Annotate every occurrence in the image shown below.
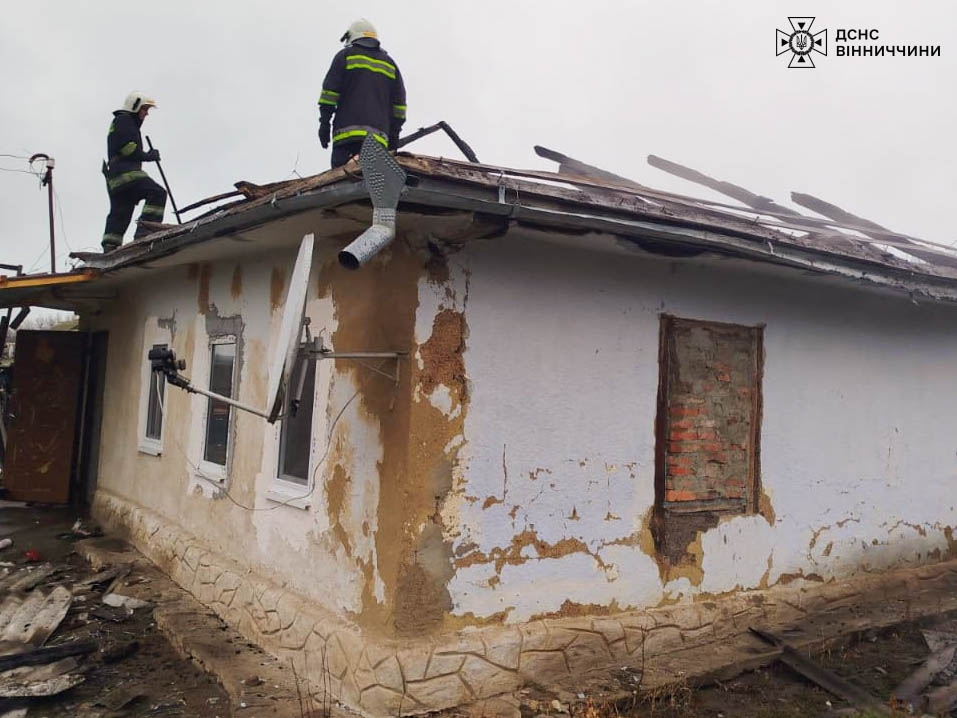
[575,621,948,718]
[0,504,230,717]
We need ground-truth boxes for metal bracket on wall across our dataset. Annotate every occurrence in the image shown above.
[298,322,405,385]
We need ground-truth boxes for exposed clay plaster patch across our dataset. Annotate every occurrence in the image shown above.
[758,490,776,525]
[455,529,596,573]
[418,309,467,405]
[231,264,243,299]
[318,239,454,638]
[197,263,212,315]
[327,464,352,556]
[269,266,286,312]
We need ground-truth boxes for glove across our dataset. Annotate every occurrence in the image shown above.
[144,148,161,162]
[318,123,330,149]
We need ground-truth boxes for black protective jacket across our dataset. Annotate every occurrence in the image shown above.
[319,38,406,147]
[106,110,152,181]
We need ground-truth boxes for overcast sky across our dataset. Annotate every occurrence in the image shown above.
[1,0,954,275]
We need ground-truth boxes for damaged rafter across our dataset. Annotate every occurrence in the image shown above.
[643,153,957,265]
[398,121,480,163]
[534,146,647,189]
[531,148,932,257]
[648,154,805,218]
[791,191,957,270]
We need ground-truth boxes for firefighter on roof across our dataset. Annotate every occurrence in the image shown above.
[318,19,407,168]
[101,92,168,252]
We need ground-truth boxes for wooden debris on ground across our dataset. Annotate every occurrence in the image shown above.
[749,627,892,716]
[0,657,84,697]
[891,629,957,715]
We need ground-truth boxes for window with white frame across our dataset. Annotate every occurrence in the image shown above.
[145,344,167,441]
[202,339,236,469]
[139,341,168,455]
[277,356,317,485]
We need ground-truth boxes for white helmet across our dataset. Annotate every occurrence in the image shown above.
[122,91,157,113]
[340,18,378,45]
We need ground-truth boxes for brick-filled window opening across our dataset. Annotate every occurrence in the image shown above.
[145,343,167,441]
[203,341,236,466]
[653,316,763,562]
[278,357,317,486]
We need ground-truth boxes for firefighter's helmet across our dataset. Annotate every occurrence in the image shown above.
[340,19,378,45]
[122,92,157,113]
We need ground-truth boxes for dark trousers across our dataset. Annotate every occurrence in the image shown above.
[102,176,167,252]
[331,141,363,169]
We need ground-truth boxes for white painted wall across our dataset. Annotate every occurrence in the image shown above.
[94,215,957,631]
[92,214,387,619]
[438,232,957,623]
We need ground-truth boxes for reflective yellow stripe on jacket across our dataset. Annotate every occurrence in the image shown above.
[345,54,396,79]
[318,89,340,107]
[107,169,148,191]
[332,128,389,147]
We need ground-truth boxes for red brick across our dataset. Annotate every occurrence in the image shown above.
[668,466,693,477]
[716,372,732,382]
[696,432,716,441]
[665,490,697,502]
[669,407,703,417]
[669,418,695,430]
[669,431,699,441]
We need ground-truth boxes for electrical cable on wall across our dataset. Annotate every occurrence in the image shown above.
[153,362,383,512]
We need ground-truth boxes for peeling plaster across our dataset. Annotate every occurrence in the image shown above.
[90,219,957,648]
[440,233,957,623]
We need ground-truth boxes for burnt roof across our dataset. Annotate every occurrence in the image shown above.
[60,151,957,304]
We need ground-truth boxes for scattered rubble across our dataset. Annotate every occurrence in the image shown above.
[0,507,229,717]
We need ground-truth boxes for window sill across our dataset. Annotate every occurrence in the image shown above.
[264,477,313,511]
[193,461,227,485]
[137,441,163,457]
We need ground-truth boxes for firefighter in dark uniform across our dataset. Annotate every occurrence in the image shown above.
[318,19,407,168]
[101,92,168,252]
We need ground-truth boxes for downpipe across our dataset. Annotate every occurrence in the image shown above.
[338,134,407,270]
[338,207,396,270]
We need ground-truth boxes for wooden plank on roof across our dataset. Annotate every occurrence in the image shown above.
[648,154,804,217]
[534,146,647,189]
[791,192,891,232]
[791,191,957,270]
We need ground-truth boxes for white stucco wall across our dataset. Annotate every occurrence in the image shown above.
[92,215,957,634]
[434,232,957,623]
[91,214,387,619]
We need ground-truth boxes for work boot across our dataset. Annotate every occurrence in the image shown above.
[134,219,177,240]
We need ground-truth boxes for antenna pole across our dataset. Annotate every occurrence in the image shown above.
[46,160,55,274]
[30,154,57,274]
